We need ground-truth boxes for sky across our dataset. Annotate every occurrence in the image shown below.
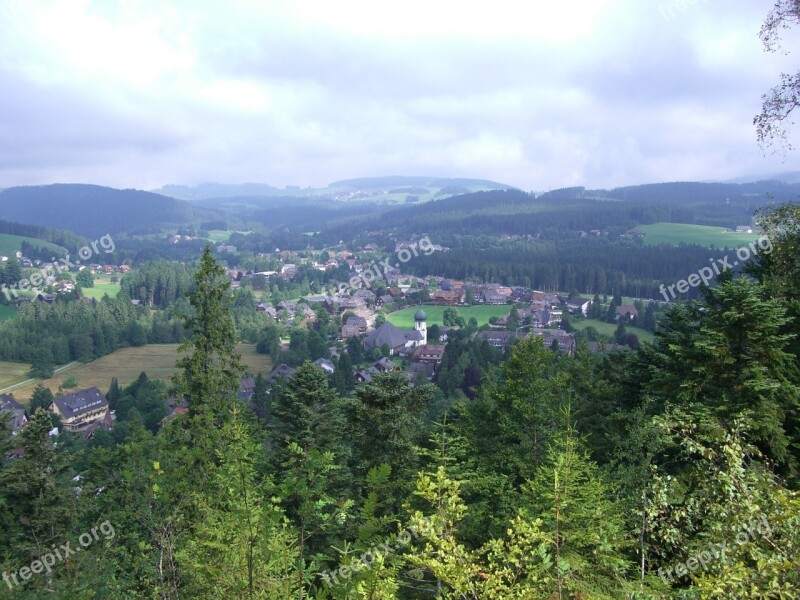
[0,0,797,192]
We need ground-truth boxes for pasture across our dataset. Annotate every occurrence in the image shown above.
[0,234,63,256]
[0,343,272,404]
[387,304,511,329]
[571,318,654,344]
[80,276,122,300]
[638,223,760,248]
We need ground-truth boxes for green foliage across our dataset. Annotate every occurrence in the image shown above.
[173,245,245,462]
[178,407,303,598]
[76,269,94,288]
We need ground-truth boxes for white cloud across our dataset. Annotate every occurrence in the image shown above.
[0,0,796,190]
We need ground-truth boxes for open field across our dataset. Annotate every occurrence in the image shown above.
[81,276,122,300]
[0,361,32,389]
[0,234,63,256]
[0,304,17,322]
[571,318,654,344]
[387,305,511,329]
[207,230,253,243]
[0,343,272,404]
[638,223,760,247]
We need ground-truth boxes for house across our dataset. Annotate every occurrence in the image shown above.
[277,300,297,313]
[409,361,436,381]
[296,303,316,319]
[482,290,507,305]
[375,294,395,308]
[341,316,368,338]
[532,329,576,354]
[355,369,373,384]
[48,387,110,433]
[566,298,592,316]
[735,225,753,234]
[313,358,336,375]
[431,290,461,305]
[267,364,296,384]
[475,331,528,351]
[353,288,376,302]
[529,309,551,328]
[531,291,561,305]
[373,357,395,373]
[238,378,256,401]
[81,410,115,439]
[339,297,365,311]
[0,394,27,434]
[410,344,446,365]
[616,305,639,321]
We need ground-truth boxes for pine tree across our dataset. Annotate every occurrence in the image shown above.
[173,245,245,459]
[523,406,635,598]
[177,407,303,598]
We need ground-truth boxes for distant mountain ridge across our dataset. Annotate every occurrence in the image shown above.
[0,184,212,237]
[153,176,517,202]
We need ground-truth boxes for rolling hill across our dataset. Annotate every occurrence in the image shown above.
[0,184,215,237]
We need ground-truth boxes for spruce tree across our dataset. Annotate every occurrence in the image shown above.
[173,245,244,457]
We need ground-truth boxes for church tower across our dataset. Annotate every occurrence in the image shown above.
[414,308,427,346]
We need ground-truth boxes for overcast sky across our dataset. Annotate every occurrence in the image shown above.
[0,0,797,192]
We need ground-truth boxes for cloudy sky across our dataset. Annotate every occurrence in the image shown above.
[0,0,797,192]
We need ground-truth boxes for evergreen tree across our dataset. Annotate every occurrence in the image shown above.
[173,245,245,461]
[523,407,635,598]
[28,383,53,412]
[251,372,269,419]
[177,407,303,598]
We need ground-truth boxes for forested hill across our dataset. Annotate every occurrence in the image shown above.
[321,180,800,241]
[0,184,214,237]
[0,219,85,251]
[590,180,800,204]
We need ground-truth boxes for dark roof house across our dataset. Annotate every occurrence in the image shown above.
[0,394,27,433]
[49,387,110,432]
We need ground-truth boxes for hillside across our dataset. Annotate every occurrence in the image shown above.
[154,176,516,204]
[0,184,214,237]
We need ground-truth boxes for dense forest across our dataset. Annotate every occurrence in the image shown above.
[1,205,798,598]
[0,185,215,237]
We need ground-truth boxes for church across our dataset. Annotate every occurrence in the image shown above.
[363,308,427,356]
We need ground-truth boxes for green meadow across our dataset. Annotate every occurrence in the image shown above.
[0,234,63,256]
[80,276,122,300]
[387,305,511,329]
[571,318,654,344]
[638,223,760,248]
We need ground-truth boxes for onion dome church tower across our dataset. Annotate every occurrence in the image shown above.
[414,308,427,345]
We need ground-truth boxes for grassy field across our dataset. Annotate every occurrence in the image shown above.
[0,361,32,390]
[207,230,253,243]
[0,344,272,404]
[387,305,512,329]
[0,304,17,322]
[638,223,760,247]
[81,276,122,300]
[571,319,654,344]
[0,234,63,256]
